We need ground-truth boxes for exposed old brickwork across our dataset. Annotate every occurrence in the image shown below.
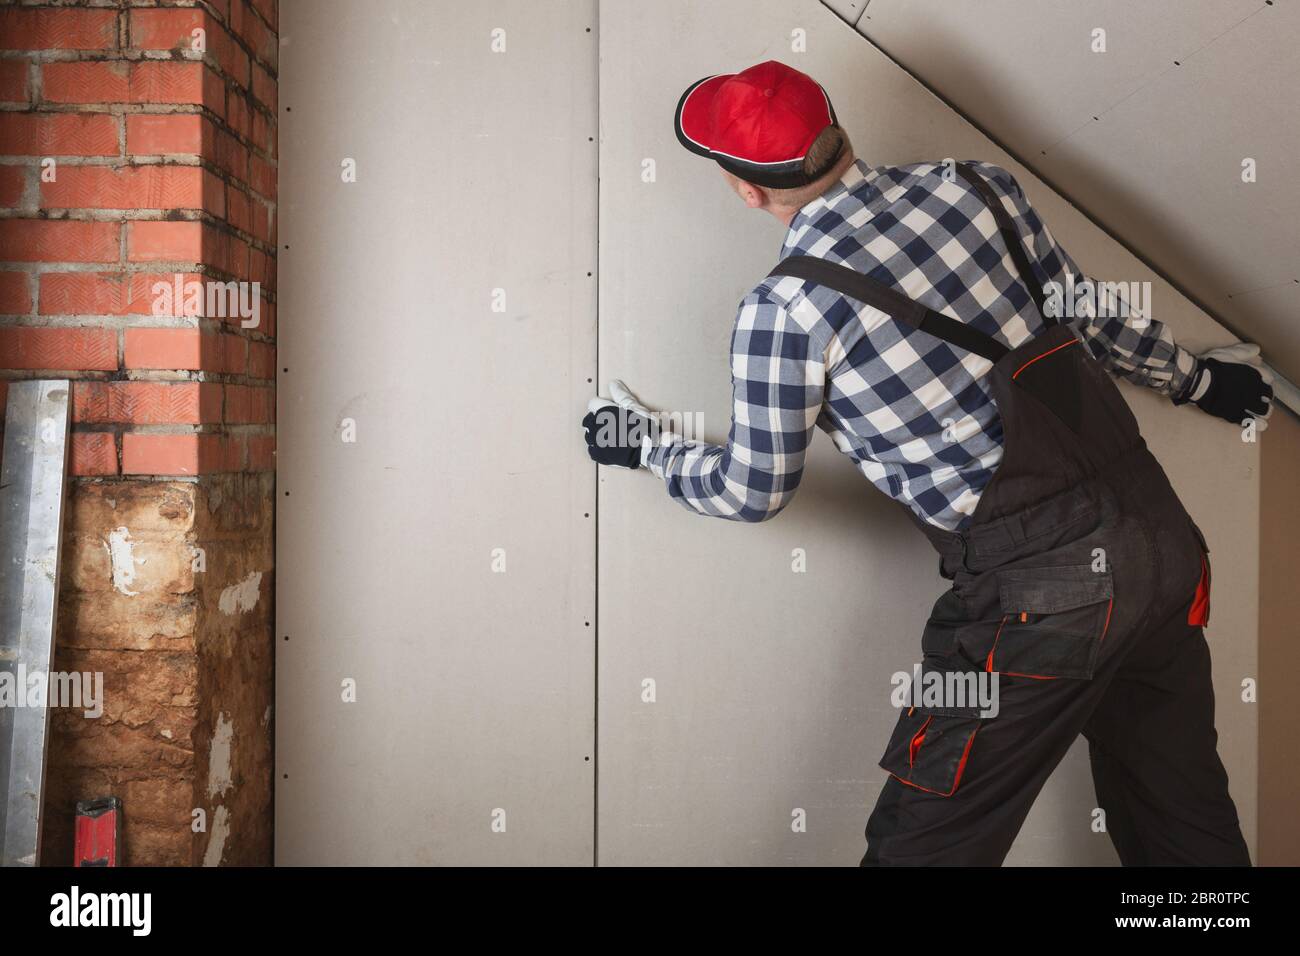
[41,473,274,866]
[0,0,277,865]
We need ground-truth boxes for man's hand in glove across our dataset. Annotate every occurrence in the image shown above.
[583,380,657,468]
[1175,343,1274,431]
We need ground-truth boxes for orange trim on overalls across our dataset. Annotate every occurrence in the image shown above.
[984,615,1009,673]
[1011,338,1079,380]
[908,716,933,767]
[1188,555,1211,626]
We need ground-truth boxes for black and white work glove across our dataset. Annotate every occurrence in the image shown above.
[582,380,656,469]
[1175,343,1274,431]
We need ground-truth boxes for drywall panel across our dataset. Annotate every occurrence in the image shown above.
[276,0,597,864]
[598,0,1257,865]
[1259,412,1300,865]
[822,0,868,26]
[848,0,1300,383]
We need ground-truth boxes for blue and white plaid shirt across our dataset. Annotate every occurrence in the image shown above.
[644,159,1198,530]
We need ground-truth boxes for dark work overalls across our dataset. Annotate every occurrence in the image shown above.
[769,163,1251,866]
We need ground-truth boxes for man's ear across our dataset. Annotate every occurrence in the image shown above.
[740,182,767,209]
[720,167,767,209]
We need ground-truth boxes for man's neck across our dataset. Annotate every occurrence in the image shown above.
[771,152,858,226]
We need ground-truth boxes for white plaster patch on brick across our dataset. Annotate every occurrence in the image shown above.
[207,712,234,799]
[218,570,263,615]
[104,526,143,596]
[202,805,230,867]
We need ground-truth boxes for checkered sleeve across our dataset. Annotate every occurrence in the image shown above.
[642,290,826,521]
[972,162,1198,399]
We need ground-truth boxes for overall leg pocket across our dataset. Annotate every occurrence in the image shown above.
[877,592,986,797]
[979,564,1115,680]
[879,708,981,797]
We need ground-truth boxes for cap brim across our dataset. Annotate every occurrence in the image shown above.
[673,73,731,159]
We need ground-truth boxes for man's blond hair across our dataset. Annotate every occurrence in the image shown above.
[763,126,853,206]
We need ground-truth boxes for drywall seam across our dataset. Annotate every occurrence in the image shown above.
[593,0,602,870]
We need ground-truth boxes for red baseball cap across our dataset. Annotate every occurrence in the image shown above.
[674,60,841,189]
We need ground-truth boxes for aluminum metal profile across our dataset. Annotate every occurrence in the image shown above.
[0,380,71,867]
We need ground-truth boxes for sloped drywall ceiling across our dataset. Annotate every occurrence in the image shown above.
[831,0,1300,383]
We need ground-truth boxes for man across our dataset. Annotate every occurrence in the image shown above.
[582,60,1271,865]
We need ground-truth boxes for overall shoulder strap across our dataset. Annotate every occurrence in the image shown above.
[766,256,1010,363]
[953,162,1054,326]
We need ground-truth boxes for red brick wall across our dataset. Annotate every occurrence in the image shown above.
[0,0,276,865]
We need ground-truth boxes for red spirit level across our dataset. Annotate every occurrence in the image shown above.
[74,797,122,867]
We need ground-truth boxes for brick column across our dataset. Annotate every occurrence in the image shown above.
[0,0,277,865]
